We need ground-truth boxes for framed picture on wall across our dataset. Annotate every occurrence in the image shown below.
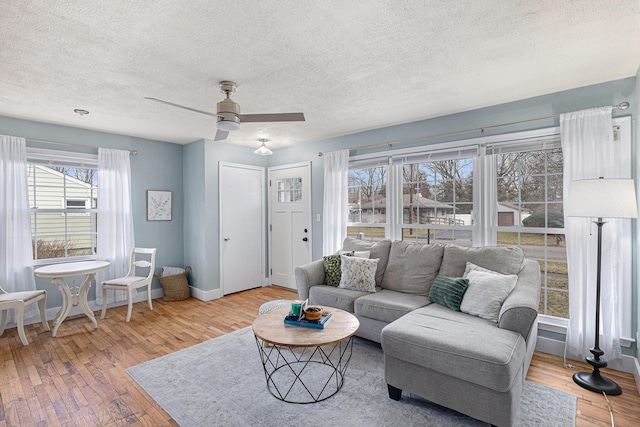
[147,190,172,221]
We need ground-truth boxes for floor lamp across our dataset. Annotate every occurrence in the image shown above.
[567,177,638,395]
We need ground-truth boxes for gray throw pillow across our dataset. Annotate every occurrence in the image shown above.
[428,275,469,311]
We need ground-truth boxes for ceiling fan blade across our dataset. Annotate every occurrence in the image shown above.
[145,97,220,118]
[239,112,305,123]
[214,129,229,141]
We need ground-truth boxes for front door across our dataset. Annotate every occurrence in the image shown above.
[220,162,265,295]
[269,163,311,290]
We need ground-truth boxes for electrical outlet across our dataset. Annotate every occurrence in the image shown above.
[316,214,321,222]
[636,331,639,343]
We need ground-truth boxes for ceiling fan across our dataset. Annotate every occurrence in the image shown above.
[145,81,305,141]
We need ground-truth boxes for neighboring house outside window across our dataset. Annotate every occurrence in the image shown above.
[347,164,388,240]
[26,148,98,263]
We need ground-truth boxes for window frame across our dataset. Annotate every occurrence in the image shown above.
[27,148,99,265]
[343,117,634,344]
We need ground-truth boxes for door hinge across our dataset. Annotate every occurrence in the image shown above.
[270,268,272,275]
[270,224,272,231]
[269,180,271,187]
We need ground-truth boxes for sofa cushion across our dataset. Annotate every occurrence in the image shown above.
[309,285,371,312]
[461,269,518,322]
[439,245,524,278]
[338,255,379,292]
[381,304,526,392]
[355,289,430,324]
[342,238,392,287]
[381,241,444,296]
[428,275,469,311]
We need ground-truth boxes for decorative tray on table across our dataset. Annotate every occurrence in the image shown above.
[284,301,333,329]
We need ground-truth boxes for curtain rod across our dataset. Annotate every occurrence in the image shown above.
[317,101,630,157]
[26,137,138,155]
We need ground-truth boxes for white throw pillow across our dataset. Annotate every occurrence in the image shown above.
[339,250,371,258]
[463,261,500,277]
[338,255,378,293]
[460,269,518,322]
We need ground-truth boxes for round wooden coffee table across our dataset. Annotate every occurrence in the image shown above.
[252,306,359,403]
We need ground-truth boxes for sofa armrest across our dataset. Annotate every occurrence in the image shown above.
[498,259,541,342]
[294,259,326,300]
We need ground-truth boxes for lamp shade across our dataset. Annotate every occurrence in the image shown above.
[567,178,638,219]
[254,139,273,156]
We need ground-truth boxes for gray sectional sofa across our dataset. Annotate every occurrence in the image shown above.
[294,237,541,427]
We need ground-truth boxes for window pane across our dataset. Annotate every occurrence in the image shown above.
[348,166,387,226]
[402,159,473,228]
[402,228,472,246]
[496,146,566,318]
[346,226,386,241]
[28,163,98,261]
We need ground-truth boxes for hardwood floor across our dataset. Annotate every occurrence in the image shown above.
[1,286,638,426]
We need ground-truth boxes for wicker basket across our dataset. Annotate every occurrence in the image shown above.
[154,266,192,301]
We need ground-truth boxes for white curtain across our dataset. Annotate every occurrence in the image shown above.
[96,148,135,305]
[322,150,349,255]
[0,135,39,322]
[561,107,627,361]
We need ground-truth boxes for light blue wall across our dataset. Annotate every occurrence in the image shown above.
[183,138,269,292]
[0,116,184,308]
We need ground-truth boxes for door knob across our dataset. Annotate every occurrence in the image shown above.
[304,229,308,233]
[302,237,308,242]
[224,238,230,241]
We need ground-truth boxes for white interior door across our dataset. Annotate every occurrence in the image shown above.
[220,162,265,295]
[269,163,311,290]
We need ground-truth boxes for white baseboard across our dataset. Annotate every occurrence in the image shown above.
[189,286,223,302]
[536,336,638,377]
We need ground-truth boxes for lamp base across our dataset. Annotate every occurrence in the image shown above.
[573,370,622,395]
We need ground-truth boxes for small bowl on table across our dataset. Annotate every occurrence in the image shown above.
[303,305,323,321]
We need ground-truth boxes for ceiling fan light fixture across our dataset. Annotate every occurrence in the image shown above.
[254,139,273,156]
[216,120,241,132]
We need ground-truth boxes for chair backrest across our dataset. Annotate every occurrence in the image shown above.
[130,247,157,280]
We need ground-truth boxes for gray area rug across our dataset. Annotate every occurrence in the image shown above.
[127,327,576,426]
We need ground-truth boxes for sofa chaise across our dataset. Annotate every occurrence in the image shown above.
[294,237,541,427]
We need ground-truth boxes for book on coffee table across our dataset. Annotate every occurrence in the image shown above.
[284,312,333,329]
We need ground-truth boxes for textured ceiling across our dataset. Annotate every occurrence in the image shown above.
[1,1,639,150]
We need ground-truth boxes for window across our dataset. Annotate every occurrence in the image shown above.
[277,177,302,202]
[27,148,98,263]
[343,119,631,328]
[400,157,474,246]
[347,163,388,241]
[492,143,567,318]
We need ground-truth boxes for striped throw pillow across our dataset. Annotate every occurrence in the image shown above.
[428,275,470,311]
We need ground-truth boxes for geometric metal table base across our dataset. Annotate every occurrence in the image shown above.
[253,335,354,404]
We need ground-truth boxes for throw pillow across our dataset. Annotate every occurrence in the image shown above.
[341,238,392,287]
[460,269,518,322]
[339,250,371,258]
[323,253,353,286]
[463,261,501,277]
[428,275,469,311]
[338,255,379,293]
[381,240,444,296]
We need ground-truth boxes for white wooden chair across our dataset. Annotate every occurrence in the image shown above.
[101,247,157,322]
[0,285,49,346]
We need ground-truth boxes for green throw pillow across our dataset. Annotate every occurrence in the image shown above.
[428,275,469,311]
[323,253,353,286]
